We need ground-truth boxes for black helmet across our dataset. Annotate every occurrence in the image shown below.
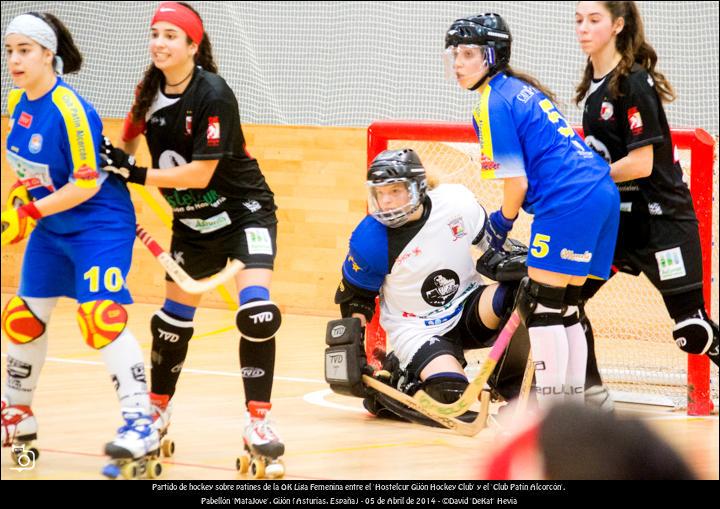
[367,149,427,228]
[445,13,512,80]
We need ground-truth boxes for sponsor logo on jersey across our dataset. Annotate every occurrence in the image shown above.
[655,247,686,281]
[421,270,460,307]
[18,112,32,128]
[448,217,467,241]
[207,116,221,146]
[479,153,500,173]
[28,133,43,154]
[73,164,98,181]
[243,199,261,213]
[600,101,614,121]
[627,106,643,135]
[560,249,592,263]
[185,113,193,136]
[648,202,663,216]
[516,85,536,104]
[396,246,422,266]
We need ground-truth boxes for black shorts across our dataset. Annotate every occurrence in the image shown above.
[167,222,277,281]
[404,284,530,400]
[405,285,496,377]
[613,215,703,296]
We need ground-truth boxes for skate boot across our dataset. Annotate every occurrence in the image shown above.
[1,396,39,468]
[150,392,175,458]
[102,408,161,480]
[236,401,285,479]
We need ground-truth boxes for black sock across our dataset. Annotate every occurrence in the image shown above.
[150,309,193,398]
[240,336,276,405]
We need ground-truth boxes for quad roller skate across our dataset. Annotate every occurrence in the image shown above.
[236,401,285,479]
[2,396,40,469]
[150,393,175,458]
[102,408,162,480]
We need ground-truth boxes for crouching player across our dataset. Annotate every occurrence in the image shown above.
[324,149,530,427]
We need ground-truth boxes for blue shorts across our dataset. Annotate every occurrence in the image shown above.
[19,224,134,304]
[527,177,619,279]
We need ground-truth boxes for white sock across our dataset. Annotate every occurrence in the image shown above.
[4,297,57,406]
[99,328,150,413]
[528,304,568,411]
[564,305,588,404]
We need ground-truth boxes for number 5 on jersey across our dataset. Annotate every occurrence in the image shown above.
[531,233,551,258]
[84,266,124,293]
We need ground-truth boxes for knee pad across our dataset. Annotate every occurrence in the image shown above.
[2,296,46,345]
[422,374,469,404]
[76,300,128,349]
[514,277,566,327]
[236,300,282,342]
[673,309,717,355]
[151,310,194,348]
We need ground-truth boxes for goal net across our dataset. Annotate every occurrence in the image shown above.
[366,121,719,414]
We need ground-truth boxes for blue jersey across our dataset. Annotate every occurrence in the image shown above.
[472,72,610,216]
[5,78,134,237]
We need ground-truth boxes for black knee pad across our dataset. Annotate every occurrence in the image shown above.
[236,300,282,341]
[151,310,194,349]
[514,277,566,327]
[673,309,717,355]
[422,375,469,404]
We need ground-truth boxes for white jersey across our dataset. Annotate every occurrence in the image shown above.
[342,184,487,368]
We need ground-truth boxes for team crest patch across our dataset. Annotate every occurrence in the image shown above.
[207,116,220,146]
[421,269,460,307]
[627,106,644,135]
[185,113,193,136]
[655,247,686,281]
[28,133,43,154]
[448,217,467,241]
[600,101,614,121]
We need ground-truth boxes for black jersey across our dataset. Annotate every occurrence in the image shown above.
[582,63,695,220]
[144,68,277,237]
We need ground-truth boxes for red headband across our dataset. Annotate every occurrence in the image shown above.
[151,2,203,45]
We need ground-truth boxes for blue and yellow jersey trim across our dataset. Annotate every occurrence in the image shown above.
[52,85,99,189]
[7,88,25,117]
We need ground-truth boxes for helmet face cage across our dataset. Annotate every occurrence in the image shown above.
[367,178,423,228]
[442,44,491,84]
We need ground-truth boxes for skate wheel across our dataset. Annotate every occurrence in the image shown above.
[161,439,175,458]
[266,459,285,479]
[147,459,163,479]
[250,458,265,479]
[102,463,121,479]
[121,462,139,480]
[236,454,250,474]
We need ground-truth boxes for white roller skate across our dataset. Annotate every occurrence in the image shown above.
[585,385,615,412]
[102,408,161,480]
[150,392,175,458]
[2,396,39,468]
[236,401,285,479]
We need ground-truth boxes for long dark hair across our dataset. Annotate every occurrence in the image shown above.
[575,1,675,105]
[131,2,217,122]
[29,12,83,74]
[504,66,558,104]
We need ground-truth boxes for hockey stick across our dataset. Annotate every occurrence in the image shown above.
[135,225,244,294]
[362,375,490,437]
[413,311,522,418]
[513,354,535,421]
